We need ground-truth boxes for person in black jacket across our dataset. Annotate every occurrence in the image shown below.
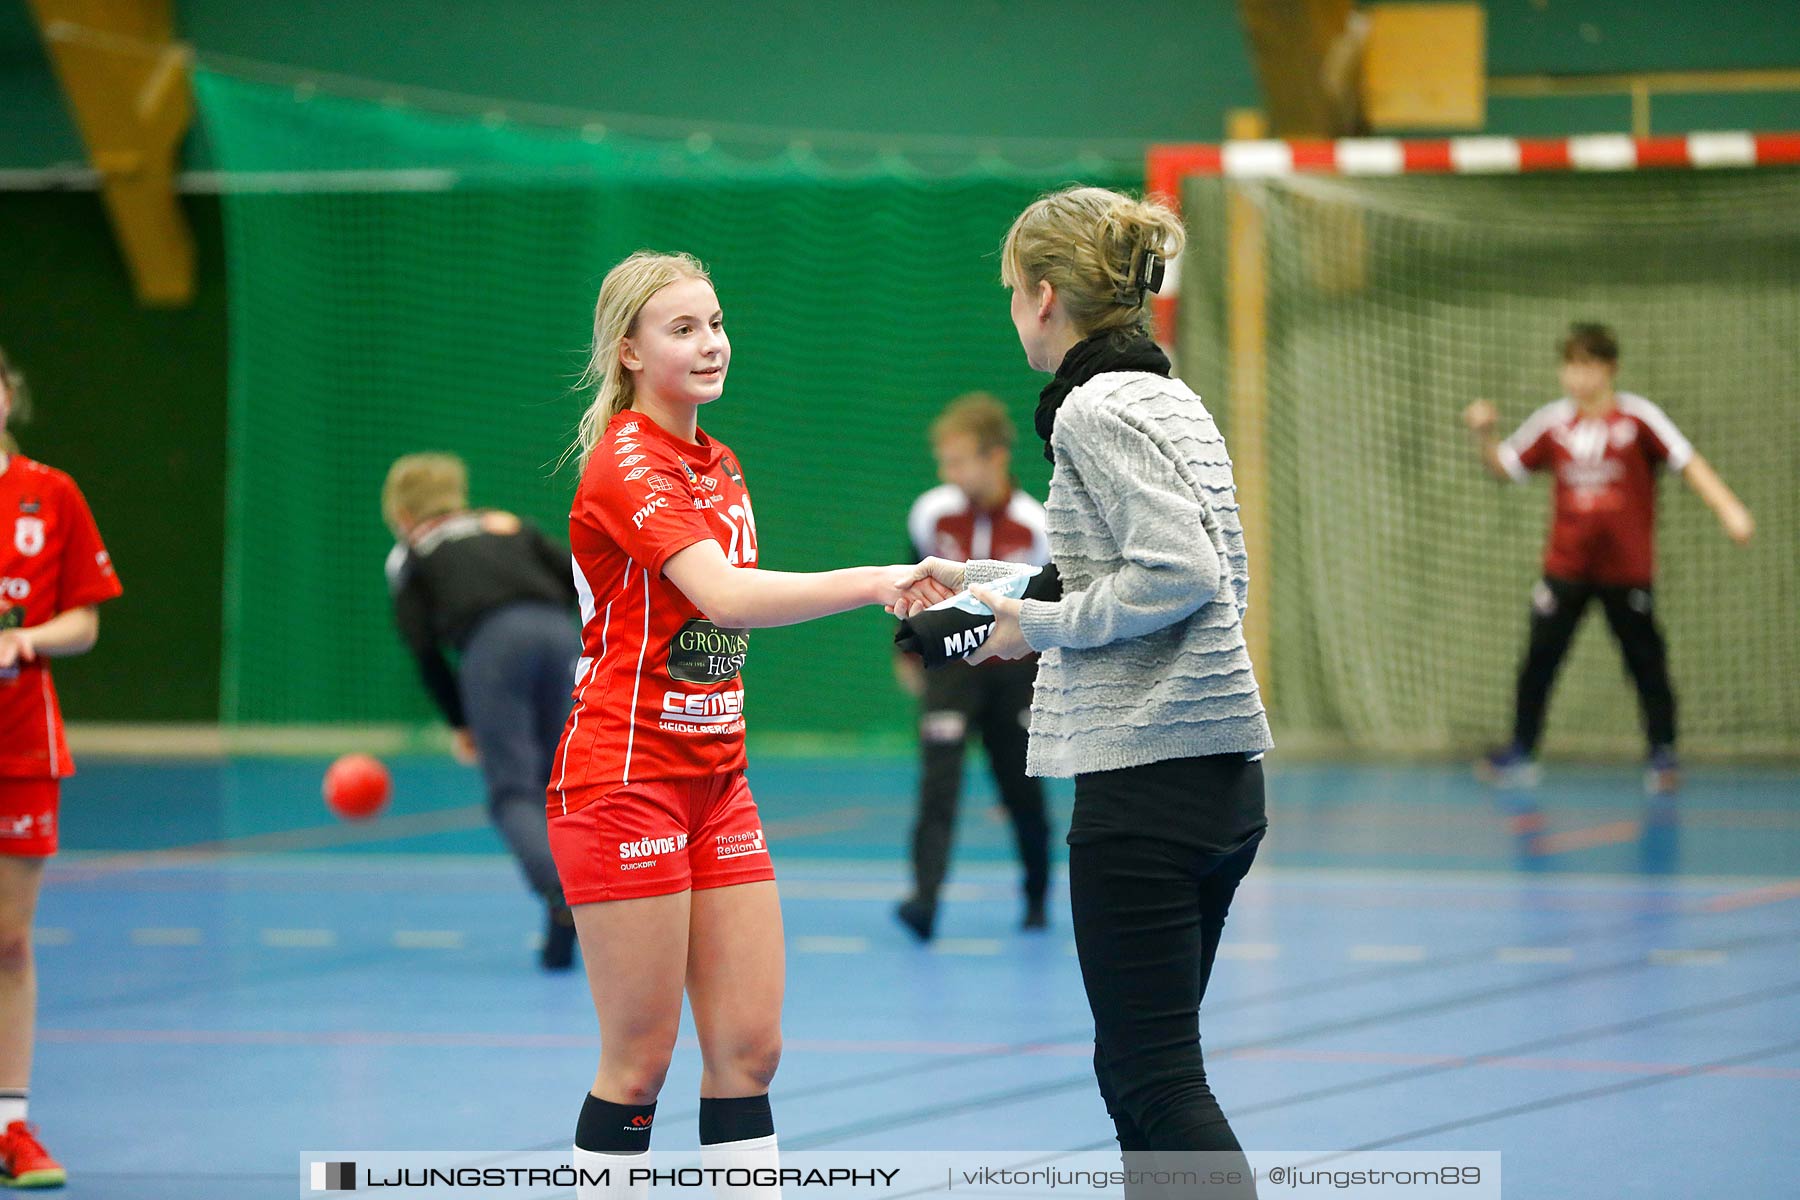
[383,453,581,969]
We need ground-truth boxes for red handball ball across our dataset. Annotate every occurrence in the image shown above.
[323,753,391,821]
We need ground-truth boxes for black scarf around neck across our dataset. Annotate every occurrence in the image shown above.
[1034,329,1171,462]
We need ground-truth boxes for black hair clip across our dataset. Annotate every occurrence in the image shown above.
[1139,249,1166,296]
[1118,248,1167,304]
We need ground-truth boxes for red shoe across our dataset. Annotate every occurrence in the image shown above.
[0,1121,66,1189]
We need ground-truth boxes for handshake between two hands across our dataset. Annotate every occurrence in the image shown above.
[882,557,1058,667]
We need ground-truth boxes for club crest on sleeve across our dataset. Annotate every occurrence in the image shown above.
[13,516,45,557]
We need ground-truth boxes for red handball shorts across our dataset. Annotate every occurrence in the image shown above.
[548,770,774,904]
[0,778,61,858]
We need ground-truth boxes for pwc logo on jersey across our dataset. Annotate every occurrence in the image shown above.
[667,619,749,684]
[631,495,669,529]
[13,517,45,557]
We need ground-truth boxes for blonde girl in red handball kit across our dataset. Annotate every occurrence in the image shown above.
[549,253,948,1196]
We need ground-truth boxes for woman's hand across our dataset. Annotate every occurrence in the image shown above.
[883,559,960,618]
[966,586,1029,663]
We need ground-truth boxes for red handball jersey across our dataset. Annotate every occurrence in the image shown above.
[549,411,759,812]
[0,457,123,778]
[1498,392,1694,587]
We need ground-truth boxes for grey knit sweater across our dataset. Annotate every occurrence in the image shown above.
[966,371,1273,778]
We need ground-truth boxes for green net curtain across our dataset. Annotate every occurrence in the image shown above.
[1180,170,1800,757]
[195,69,1134,737]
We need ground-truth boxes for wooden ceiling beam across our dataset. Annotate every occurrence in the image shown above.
[27,0,195,306]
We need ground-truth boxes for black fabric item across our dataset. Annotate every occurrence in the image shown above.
[910,657,1048,906]
[1070,753,1267,856]
[1512,576,1676,754]
[457,602,579,904]
[576,1095,657,1153]
[1071,829,1260,1181]
[388,510,579,726]
[698,1094,775,1145]
[1033,329,1171,463]
[893,564,1061,667]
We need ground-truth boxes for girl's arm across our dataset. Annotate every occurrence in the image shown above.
[1681,454,1755,544]
[664,541,949,630]
[0,605,99,668]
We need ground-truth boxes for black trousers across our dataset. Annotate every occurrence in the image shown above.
[1070,754,1264,1197]
[1511,576,1677,755]
[909,658,1049,906]
[459,601,580,906]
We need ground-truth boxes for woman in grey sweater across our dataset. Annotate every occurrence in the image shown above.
[901,186,1271,1176]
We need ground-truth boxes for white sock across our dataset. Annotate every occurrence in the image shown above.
[0,1091,25,1126]
[701,1133,781,1199]
[573,1145,649,1200]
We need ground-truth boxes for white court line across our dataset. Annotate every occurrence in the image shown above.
[260,928,337,949]
[392,930,464,950]
[1350,944,1428,963]
[1495,946,1576,964]
[1217,942,1282,961]
[33,927,72,946]
[932,939,1002,957]
[777,880,985,902]
[132,927,203,947]
[793,936,870,954]
[1648,948,1727,967]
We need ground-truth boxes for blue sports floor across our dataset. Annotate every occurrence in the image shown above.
[37,756,1800,1198]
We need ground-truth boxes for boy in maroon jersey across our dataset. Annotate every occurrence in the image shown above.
[1464,322,1754,792]
[894,393,1051,940]
[0,347,123,1188]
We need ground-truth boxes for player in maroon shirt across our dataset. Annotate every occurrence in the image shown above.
[894,393,1051,941]
[1464,323,1754,793]
[0,348,123,1189]
[552,253,949,1194]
